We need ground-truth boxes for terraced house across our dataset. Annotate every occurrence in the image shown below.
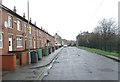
[0,5,55,70]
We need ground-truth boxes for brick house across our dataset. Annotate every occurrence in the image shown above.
[0,5,55,54]
[54,33,62,47]
[0,5,55,70]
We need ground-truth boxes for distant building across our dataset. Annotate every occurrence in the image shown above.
[54,33,62,46]
[62,39,68,46]
[76,34,80,46]
[68,40,76,46]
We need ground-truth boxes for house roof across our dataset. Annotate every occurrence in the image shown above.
[1,4,54,38]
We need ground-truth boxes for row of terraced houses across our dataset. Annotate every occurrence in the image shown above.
[0,5,56,70]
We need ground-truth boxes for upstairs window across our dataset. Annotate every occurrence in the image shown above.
[0,33,3,48]
[37,29,39,36]
[8,15,12,28]
[17,20,21,31]
[16,36,22,48]
[24,23,27,33]
[29,26,32,34]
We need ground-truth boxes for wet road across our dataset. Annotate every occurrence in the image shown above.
[43,47,119,80]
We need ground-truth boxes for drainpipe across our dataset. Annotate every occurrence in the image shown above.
[36,30,37,49]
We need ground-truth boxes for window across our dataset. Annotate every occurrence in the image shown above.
[0,33,3,48]
[8,15,12,28]
[24,23,27,33]
[37,29,39,36]
[34,29,36,37]
[29,26,32,34]
[17,20,21,31]
[16,36,22,48]
[0,8,1,13]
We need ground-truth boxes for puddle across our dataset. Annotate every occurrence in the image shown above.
[44,72,49,76]
[26,75,37,79]
[87,70,93,74]
[98,68,114,72]
[53,61,60,64]
[20,70,36,73]
[78,54,80,56]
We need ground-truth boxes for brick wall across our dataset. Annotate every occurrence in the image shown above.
[0,5,55,55]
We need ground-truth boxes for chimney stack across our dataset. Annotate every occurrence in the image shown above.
[13,6,16,13]
[34,21,36,26]
[23,13,25,18]
[41,26,43,30]
[30,17,32,22]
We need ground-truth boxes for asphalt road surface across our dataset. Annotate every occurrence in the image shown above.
[42,47,119,80]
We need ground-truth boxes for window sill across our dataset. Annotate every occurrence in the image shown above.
[17,30,22,32]
[17,46,23,48]
[8,27,13,29]
[0,47,3,49]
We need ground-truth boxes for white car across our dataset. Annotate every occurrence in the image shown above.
[64,45,68,47]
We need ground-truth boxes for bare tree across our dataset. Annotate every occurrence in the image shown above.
[94,18,117,50]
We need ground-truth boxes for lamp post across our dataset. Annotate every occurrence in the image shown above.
[27,0,31,64]
[0,0,2,5]
[0,1,2,82]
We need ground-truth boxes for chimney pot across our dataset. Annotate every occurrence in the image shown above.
[30,17,32,22]
[34,21,36,25]
[13,6,16,13]
[23,13,25,18]
[41,26,43,30]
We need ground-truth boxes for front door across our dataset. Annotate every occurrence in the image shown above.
[9,35,12,51]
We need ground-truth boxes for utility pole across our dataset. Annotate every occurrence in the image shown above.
[27,0,31,64]
[0,1,2,82]
[118,2,120,54]
[0,0,2,5]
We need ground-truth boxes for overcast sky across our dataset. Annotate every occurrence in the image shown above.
[2,0,119,40]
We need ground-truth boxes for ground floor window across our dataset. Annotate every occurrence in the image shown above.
[0,33,3,48]
[16,36,22,48]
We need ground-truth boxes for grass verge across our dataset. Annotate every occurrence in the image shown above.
[77,46,119,57]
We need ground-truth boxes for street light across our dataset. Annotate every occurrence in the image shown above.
[27,0,31,64]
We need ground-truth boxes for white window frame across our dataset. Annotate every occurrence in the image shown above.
[16,36,23,48]
[17,19,22,31]
[0,33,3,49]
[8,14,12,28]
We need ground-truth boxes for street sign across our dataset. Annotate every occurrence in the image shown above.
[27,27,30,33]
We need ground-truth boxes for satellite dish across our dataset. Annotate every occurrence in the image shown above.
[4,21,8,28]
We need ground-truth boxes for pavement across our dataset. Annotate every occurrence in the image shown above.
[2,47,63,80]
